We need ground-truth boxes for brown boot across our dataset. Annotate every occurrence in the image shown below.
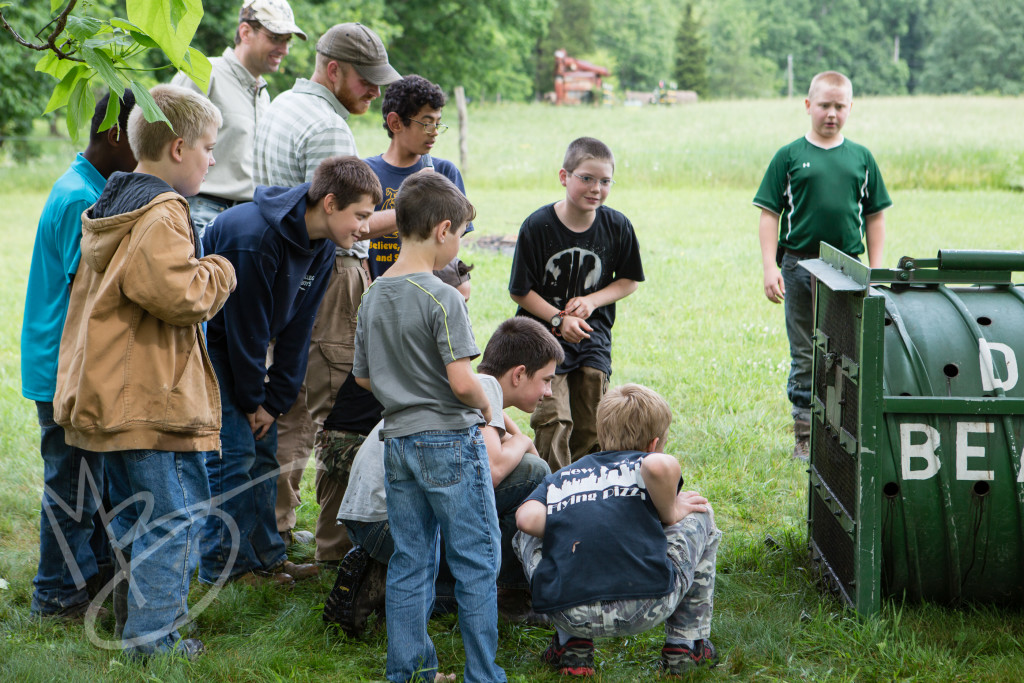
[793,420,810,461]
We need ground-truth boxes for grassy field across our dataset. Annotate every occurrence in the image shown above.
[2,97,1024,682]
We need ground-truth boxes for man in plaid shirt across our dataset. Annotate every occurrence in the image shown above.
[253,22,400,561]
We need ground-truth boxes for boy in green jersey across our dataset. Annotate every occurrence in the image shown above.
[753,71,892,460]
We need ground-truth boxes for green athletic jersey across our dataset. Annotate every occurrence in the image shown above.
[753,136,892,256]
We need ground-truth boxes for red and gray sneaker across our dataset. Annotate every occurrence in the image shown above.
[660,639,719,675]
[541,632,595,676]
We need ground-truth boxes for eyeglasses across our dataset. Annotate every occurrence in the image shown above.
[256,27,292,45]
[571,173,615,188]
[408,118,449,134]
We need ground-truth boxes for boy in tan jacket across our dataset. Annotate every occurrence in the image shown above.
[55,84,236,659]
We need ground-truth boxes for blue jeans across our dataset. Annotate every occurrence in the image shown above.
[384,427,506,683]
[781,253,814,422]
[31,401,106,615]
[105,450,209,655]
[199,352,287,583]
[344,519,394,564]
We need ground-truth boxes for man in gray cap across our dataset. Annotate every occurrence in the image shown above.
[171,0,306,236]
[253,23,400,561]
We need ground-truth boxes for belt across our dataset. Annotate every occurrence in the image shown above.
[784,248,820,260]
[193,194,240,210]
[337,254,363,269]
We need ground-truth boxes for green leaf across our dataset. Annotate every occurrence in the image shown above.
[80,45,126,98]
[179,47,212,92]
[50,0,63,11]
[97,96,121,134]
[130,80,173,131]
[35,51,77,81]
[170,0,188,31]
[110,17,141,32]
[44,65,88,114]
[128,30,159,49]
[66,76,95,145]
[127,0,204,67]
[65,15,103,44]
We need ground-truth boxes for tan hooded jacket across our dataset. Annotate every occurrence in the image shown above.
[54,174,236,453]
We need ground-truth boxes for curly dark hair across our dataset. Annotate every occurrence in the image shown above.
[381,75,446,138]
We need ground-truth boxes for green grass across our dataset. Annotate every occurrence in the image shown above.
[3,99,1024,681]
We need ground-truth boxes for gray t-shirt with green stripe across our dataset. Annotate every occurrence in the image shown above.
[753,135,892,256]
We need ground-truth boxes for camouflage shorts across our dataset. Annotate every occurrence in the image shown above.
[315,430,365,484]
[514,507,722,641]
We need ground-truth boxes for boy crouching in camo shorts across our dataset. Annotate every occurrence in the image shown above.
[514,383,722,677]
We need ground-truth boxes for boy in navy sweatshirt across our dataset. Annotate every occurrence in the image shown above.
[198,156,381,586]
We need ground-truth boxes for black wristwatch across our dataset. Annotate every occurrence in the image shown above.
[550,312,564,328]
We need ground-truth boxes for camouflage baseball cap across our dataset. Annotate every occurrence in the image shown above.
[316,23,401,86]
[240,0,307,40]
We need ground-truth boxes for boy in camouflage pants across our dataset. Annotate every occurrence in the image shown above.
[515,383,722,676]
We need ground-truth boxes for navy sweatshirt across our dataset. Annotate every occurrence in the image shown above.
[202,183,334,416]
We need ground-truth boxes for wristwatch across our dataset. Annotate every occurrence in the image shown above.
[550,310,568,336]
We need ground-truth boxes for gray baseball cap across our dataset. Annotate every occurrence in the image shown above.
[240,0,307,40]
[316,23,401,86]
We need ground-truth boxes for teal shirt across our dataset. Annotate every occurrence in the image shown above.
[21,154,106,401]
[753,136,892,256]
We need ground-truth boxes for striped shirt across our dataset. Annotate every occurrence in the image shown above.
[254,78,366,257]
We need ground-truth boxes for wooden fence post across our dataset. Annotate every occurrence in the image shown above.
[455,85,468,174]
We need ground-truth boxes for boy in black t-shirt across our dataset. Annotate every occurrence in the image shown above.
[508,137,645,471]
[515,384,722,677]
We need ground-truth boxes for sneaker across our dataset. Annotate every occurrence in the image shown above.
[660,639,718,675]
[323,546,387,637]
[541,632,595,676]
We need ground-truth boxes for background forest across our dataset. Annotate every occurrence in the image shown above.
[4,0,1024,152]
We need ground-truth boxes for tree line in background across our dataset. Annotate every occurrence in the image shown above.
[3,0,1024,157]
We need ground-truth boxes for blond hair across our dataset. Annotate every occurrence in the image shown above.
[808,71,853,99]
[596,384,673,452]
[127,84,223,162]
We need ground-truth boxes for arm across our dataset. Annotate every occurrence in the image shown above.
[365,209,397,240]
[865,211,886,268]
[446,357,492,423]
[641,452,708,526]
[759,208,785,304]
[482,422,533,487]
[563,278,639,319]
[515,499,547,538]
[511,290,592,344]
[122,206,236,326]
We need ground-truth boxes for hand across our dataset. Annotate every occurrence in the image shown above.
[246,405,276,440]
[675,490,709,520]
[564,295,595,319]
[763,267,785,304]
[560,316,593,343]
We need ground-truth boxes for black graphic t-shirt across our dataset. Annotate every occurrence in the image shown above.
[508,203,645,375]
[524,450,676,612]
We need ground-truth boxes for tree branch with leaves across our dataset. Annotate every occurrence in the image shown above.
[0,0,211,143]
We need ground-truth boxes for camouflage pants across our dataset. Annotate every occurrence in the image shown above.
[514,507,721,641]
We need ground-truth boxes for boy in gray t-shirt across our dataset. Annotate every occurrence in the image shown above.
[352,173,502,683]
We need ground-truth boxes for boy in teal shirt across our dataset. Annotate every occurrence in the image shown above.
[754,71,891,460]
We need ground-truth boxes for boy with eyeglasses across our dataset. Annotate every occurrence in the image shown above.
[364,74,473,294]
[508,136,645,471]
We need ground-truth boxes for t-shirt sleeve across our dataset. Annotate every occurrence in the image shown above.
[437,160,474,233]
[612,214,645,282]
[525,473,552,506]
[434,286,480,363]
[508,214,543,297]
[58,199,91,280]
[353,290,370,378]
[861,150,893,215]
[479,375,506,436]
[753,147,788,214]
